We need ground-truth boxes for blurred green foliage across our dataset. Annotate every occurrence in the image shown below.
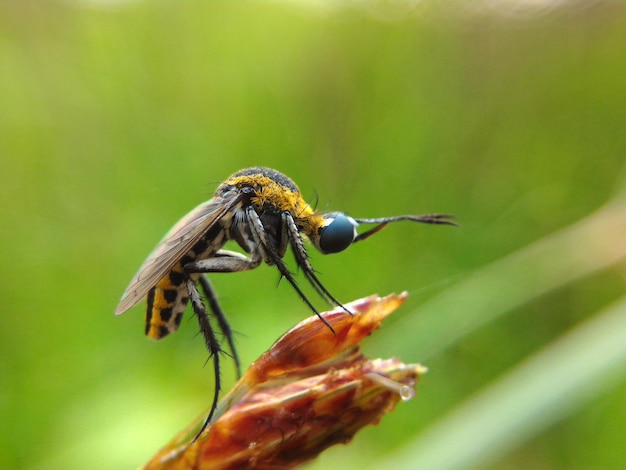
[1,1,625,469]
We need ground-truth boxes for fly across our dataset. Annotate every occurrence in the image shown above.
[115,166,456,433]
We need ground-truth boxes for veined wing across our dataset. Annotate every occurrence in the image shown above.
[115,190,243,316]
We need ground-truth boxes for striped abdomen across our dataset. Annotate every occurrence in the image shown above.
[145,225,226,340]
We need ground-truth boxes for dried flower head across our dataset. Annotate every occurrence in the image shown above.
[143,293,425,470]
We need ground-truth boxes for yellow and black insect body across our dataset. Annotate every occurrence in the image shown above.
[115,167,455,432]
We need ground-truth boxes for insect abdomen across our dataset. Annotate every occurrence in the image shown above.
[144,226,228,340]
[145,266,189,339]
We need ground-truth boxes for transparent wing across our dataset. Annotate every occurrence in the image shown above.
[115,190,242,316]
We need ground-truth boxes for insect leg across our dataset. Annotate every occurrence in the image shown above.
[198,275,241,378]
[282,211,351,314]
[185,278,221,440]
[184,252,261,439]
[245,207,337,333]
[185,250,262,274]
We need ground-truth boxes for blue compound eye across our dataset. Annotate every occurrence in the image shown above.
[319,213,358,254]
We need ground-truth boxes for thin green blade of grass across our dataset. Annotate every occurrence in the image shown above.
[376,294,626,469]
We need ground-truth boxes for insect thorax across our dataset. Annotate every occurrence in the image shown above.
[218,167,324,237]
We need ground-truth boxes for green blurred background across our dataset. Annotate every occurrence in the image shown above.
[2,1,625,469]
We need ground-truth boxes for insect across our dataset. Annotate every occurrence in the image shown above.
[115,166,455,432]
